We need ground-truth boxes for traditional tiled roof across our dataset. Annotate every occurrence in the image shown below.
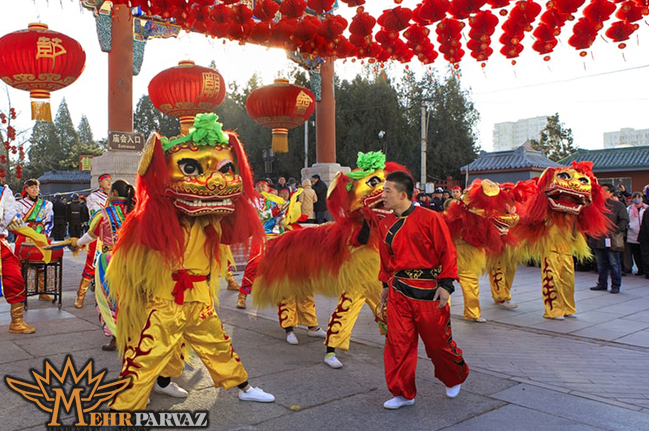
[461,143,561,173]
[38,170,91,183]
[560,146,649,171]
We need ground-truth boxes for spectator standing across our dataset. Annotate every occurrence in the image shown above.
[626,192,647,276]
[430,187,445,212]
[617,184,631,199]
[52,195,68,241]
[639,205,649,280]
[67,194,83,238]
[451,186,462,199]
[311,174,328,224]
[589,183,630,294]
[276,176,290,201]
[299,179,317,221]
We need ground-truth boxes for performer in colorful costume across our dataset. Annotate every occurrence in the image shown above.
[71,180,135,351]
[15,179,63,301]
[252,152,402,367]
[487,180,537,308]
[1,184,36,333]
[107,113,274,410]
[235,179,287,309]
[444,179,520,322]
[379,171,468,409]
[75,173,111,308]
[515,162,609,319]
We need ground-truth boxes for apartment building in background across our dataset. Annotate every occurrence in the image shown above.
[603,128,649,148]
[493,116,548,151]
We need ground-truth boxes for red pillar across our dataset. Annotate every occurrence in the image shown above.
[316,59,336,164]
[108,4,133,133]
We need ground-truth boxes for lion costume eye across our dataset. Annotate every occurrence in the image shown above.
[557,172,570,180]
[366,176,382,188]
[178,159,203,176]
[218,161,235,174]
[578,177,589,185]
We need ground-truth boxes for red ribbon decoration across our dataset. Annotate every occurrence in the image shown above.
[171,270,208,305]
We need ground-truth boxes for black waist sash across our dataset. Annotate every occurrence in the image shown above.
[392,268,441,301]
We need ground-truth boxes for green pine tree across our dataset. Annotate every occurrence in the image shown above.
[530,113,578,161]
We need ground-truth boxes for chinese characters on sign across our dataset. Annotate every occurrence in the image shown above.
[79,155,93,171]
[108,131,145,151]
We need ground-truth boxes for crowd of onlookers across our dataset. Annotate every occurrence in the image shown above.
[259,174,329,224]
[413,186,463,212]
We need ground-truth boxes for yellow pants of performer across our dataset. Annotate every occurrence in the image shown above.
[111,298,248,411]
[325,287,381,351]
[489,259,516,304]
[277,295,319,329]
[458,269,481,320]
[541,251,576,318]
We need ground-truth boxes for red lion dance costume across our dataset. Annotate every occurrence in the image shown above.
[515,162,609,319]
[252,152,402,368]
[107,113,274,410]
[444,179,520,321]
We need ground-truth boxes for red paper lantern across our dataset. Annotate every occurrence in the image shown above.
[0,23,86,121]
[148,60,226,135]
[246,79,316,153]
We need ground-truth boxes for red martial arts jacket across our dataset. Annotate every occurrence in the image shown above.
[378,205,458,296]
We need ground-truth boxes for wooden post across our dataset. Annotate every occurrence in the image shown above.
[316,59,336,164]
[108,4,133,133]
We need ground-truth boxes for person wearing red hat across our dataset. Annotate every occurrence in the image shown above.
[74,173,111,308]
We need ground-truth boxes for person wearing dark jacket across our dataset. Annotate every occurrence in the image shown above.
[52,196,68,241]
[67,194,84,238]
[639,205,649,280]
[589,184,630,294]
[311,174,328,224]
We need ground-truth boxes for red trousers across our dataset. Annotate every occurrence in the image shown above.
[384,287,469,400]
[240,239,263,295]
[82,241,98,280]
[1,240,25,303]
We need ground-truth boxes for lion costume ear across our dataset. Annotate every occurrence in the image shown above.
[327,171,344,199]
[138,132,162,176]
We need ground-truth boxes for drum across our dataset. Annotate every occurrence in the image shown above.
[18,242,64,262]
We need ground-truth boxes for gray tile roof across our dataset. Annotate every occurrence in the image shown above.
[38,170,91,183]
[462,144,561,172]
[560,146,649,171]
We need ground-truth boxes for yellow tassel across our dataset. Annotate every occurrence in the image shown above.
[271,129,289,153]
[30,89,52,122]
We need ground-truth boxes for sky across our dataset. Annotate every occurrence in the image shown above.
[1,0,649,153]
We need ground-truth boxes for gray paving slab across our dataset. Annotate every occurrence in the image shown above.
[447,404,607,431]
[492,384,649,431]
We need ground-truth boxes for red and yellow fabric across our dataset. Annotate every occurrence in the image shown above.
[0,240,26,304]
[541,246,576,319]
[325,286,381,351]
[277,295,319,330]
[488,256,517,304]
[379,205,468,399]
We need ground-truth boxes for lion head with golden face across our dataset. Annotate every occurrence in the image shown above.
[326,152,406,222]
[445,179,520,255]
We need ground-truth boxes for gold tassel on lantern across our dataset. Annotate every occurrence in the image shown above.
[272,128,289,153]
[30,89,52,122]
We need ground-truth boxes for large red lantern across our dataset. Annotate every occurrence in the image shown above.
[0,23,86,121]
[246,79,316,153]
[148,60,226,135]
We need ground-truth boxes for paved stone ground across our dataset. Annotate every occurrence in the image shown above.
[1,251,648,430]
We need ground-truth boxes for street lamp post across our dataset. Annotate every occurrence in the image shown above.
[420,103,428,189]
[378,130,386,157]
[262,148,275,174]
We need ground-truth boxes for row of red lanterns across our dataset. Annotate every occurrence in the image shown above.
[105,0,648,65]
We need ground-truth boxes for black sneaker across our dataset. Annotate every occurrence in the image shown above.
[590,286,607,291]
[610,288,620,294]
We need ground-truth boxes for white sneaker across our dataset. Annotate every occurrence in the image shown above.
[552,315,565,320]
[286,332,299,345]
[498,300,518,309]
[307,327,327,338]
[445,384,461,398]
[383,396,415,409]
[472,317,487,323]
[565,314,577,318]
[324,353,343,369]
[154,381,188,398]
[238,386,275,403]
